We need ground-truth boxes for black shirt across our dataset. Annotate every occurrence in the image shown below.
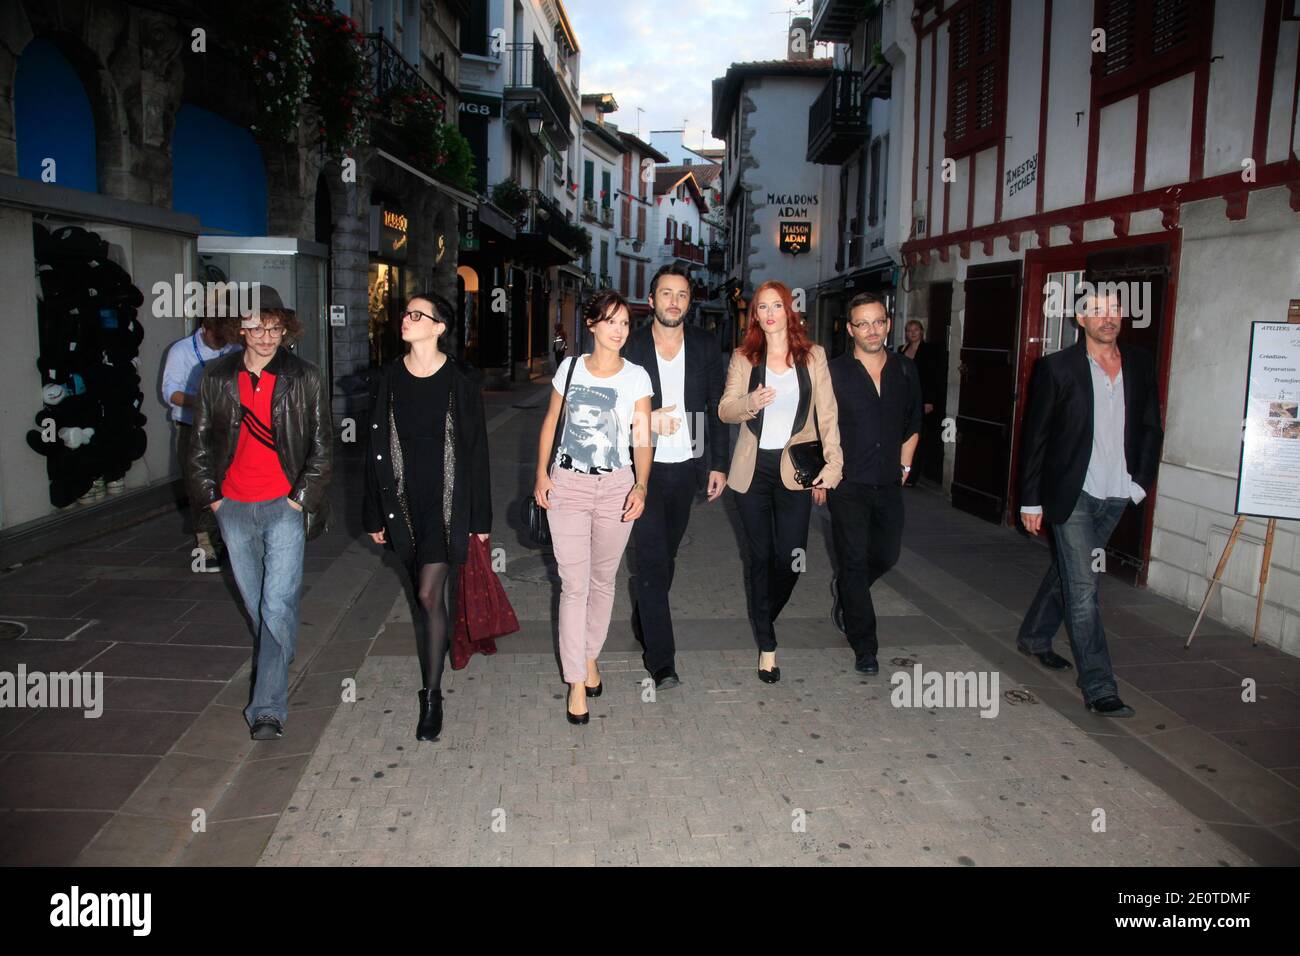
[828,350,923,485]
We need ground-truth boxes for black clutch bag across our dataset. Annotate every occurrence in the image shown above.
[521,357,578,547]
[787,402,826,488]
[787,440,826,488]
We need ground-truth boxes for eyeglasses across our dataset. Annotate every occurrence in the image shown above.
[850,319,889,331]
[246,326,285,339]
[402,309,437,323]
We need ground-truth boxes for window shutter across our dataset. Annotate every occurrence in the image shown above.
[946,0,1004,158]
[638,207,647,241]
[1093,0,1207,102]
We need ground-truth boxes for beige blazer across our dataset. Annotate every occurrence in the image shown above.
[718,344,843,493]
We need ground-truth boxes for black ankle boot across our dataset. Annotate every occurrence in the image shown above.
[416,688,443,741]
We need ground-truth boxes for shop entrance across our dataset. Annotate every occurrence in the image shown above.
[368,261,405,368]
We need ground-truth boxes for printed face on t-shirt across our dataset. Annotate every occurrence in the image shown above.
[562,384,619,471]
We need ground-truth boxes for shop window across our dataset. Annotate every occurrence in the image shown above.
[945,0,1008,159]
[1092,0,1210,104]
[15,38,97,193]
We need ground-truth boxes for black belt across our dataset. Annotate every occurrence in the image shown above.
[557,456,616,476]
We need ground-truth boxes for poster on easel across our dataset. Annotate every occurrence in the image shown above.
[1235,321,1300,521]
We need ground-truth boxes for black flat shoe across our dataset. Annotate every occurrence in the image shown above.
[566,707,590,725]
[584,681,602,698]
[1086,695,1134,718]
[652,667,680,690]
[416,688,443,741]
[855,655,879,675]
[1019,647,1074,670]
[250,715,283,740]
[757,666,781,684]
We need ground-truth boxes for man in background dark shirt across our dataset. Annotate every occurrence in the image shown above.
[824,293,922,674]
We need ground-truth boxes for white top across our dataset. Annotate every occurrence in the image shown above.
[1021,354,1145,515]
[553,355,653,471]
[759,364,799,450]
[161,331,239,424]
[1083,355,1145,504]
[654,343,694,464]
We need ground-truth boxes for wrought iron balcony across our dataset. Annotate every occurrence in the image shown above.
[503,42,572,145]
[518,189,581,264]
[600,205,613,227]
[362,30,446,118]
[807,70,868,165]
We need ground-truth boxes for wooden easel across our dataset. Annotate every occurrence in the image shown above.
[1185,516,1277,648]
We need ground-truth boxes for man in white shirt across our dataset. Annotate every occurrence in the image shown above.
[623,266,729,689]
[1017,290,1163,718]
[161,314,239,571]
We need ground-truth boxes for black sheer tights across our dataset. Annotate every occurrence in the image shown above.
[413,562,451,691]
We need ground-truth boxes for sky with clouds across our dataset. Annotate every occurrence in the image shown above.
[562,0,822,151]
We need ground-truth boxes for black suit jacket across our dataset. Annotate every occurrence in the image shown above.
[1018,340,1163,525]
[623,323,728,486]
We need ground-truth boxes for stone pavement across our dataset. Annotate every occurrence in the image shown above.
[254,377,1294,867]
[2,372,1296,866]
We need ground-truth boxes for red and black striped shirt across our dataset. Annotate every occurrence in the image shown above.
[221,350,292,502]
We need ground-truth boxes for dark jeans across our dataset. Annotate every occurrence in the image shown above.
[1017,491,1128,703]
[176,422,220,553]
[630,459,697,674]
[828,481,905,661]
[214,497,306,726]
[733,448,811,653]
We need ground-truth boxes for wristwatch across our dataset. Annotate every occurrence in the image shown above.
[901,465,912,478]
[632,482,647,494]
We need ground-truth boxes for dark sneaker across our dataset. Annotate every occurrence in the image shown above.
[1086,696,1134,718]
[855,654,879,675]
[1019,646,1073,670]
[830,577,846,634]
[652,667,680,690]
[250,715,284,740]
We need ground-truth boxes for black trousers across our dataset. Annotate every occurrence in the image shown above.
[733,448,812,653]
[828,480,904,660]
[630,459,698,674]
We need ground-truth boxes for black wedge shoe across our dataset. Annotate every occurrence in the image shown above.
[416,688,443,741]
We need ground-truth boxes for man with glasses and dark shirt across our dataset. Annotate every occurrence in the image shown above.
[825,293,922,675]
[189,294,333,740]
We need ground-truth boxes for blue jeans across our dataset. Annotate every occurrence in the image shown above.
[1017,491,1128,704]
[214,497,306,726]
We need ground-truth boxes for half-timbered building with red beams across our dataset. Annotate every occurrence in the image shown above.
[887,0,1300,653]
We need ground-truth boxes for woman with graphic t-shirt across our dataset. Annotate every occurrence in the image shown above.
[534,290,653,726]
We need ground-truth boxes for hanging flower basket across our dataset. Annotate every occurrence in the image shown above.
[303,2,369,153]
[239,0,313,142]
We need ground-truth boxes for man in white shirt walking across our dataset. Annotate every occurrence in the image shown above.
[623,265,729,689]
[162,313,239,571]
[1017,290,1163,717]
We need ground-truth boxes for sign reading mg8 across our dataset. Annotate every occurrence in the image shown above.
[779,221,811,256]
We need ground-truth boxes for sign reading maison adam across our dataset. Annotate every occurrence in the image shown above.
[767,193,819,218]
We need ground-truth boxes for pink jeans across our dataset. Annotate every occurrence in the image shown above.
[549,465,636,684]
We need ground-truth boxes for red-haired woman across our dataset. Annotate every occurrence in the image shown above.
[719,281,842,683]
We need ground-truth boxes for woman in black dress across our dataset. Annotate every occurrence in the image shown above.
[363,292,491,741]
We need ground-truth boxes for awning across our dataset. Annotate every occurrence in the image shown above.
[376,148,479,211]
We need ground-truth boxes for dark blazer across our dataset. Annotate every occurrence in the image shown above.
[1018,340,1163,524]
[189,347,333,540]
[622,322,728,486]
[362,356,492,568]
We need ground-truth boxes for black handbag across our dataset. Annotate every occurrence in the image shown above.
[787,403,826,488]
[521,356,578,546]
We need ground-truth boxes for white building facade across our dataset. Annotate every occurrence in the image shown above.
[884,0,1300,653]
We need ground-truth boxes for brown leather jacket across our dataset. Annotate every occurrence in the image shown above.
[187,347,333,539]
